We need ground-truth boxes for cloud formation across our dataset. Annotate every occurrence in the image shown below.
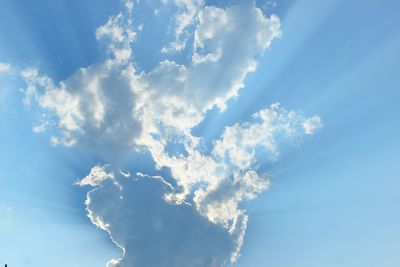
[79,166,235,267]
[19,0,321,266]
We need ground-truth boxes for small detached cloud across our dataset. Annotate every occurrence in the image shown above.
[20,0,322,266]
[0,62,11,74]
[302,116,322,134]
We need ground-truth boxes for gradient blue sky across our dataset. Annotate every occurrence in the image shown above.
[0,0,399,266]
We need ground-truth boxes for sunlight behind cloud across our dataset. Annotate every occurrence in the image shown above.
[13,0,321,265]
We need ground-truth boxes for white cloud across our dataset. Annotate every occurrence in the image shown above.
[303,115,322,134]
[96,3,136,64]
[77,165,126,266]
[22,61,142,155]
[22,0,282,155]
[134,3,282,140]
[161,0,204,53]
[0,62,10,74]
[20,0,321,266]
[80,169,235,267]
[77,165,115,187]
[140,103,320,262]
[213,103,321,166]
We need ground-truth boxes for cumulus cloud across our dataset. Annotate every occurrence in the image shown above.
[133,2,281,140]
[19,0,321,266]
[22,62,142,154]
[74,103,321,265]
[80,166,234,267]
[213,103,323,166]
[140,103,320,262]
[22,5,141,154]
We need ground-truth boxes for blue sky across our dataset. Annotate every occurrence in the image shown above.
[0,0,399,266]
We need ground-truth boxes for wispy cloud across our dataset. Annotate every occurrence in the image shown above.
[0,62,10,74]
[161,0,204,54]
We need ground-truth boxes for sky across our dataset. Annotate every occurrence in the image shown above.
[0,0,399,266]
